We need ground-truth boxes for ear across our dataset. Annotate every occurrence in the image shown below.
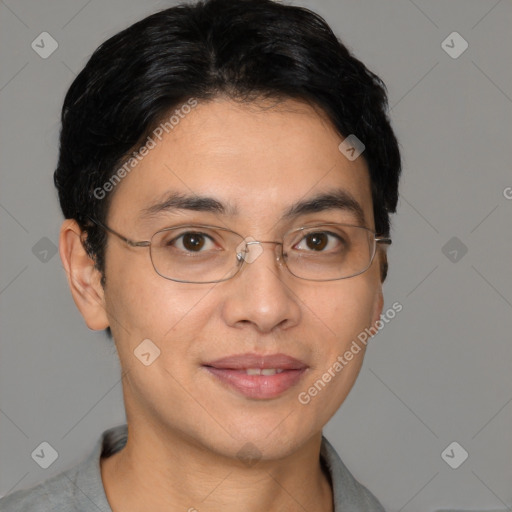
[59,219,110,331]
[370,286,384,331]
[379,249,389,283]
[369,250,385,331]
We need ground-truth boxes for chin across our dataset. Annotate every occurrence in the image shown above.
[204,409,321,460]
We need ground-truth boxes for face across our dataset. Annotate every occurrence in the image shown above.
[74,98,385,460]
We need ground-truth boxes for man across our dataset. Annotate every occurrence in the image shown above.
[0,0,401,510]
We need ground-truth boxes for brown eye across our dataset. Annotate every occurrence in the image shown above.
[293,230,345,253]
[181,233,206,251]
[164,231,216,253]
[305,233,328,251]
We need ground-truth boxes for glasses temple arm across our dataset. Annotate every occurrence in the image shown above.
[84,215,149,247]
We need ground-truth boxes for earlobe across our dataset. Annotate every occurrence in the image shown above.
[59,219,110,331]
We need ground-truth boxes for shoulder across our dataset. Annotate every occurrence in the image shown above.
[0,424,127,512]
[0,464,81,512]
[321,435,386,512]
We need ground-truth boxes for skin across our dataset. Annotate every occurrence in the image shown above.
[59,97,387,512]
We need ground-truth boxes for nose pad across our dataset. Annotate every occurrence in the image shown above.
[235,237,264,264]
[235,238,284,267]
[274,244,284,266]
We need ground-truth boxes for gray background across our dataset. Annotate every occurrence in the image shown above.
[1,0,511,510]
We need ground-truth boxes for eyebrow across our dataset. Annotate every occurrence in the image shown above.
[139,188,366,226]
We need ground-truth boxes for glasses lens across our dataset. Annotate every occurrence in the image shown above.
[283,224,375,280]
[150,226,243,283]
[149,223,376,283]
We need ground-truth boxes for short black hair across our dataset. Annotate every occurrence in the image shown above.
[54,0,401,339]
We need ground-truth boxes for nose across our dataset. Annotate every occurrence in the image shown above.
[221,240,301,334]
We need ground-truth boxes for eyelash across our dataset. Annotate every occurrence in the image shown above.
[166,230,345,253]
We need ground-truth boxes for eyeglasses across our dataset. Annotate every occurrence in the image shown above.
[85,216,391,283]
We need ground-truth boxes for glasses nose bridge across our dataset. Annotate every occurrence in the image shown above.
[245,239,282,247]
[245,239,284,253]
[238,238,285,267]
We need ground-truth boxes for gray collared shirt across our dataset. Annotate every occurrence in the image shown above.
[0,424,385,511]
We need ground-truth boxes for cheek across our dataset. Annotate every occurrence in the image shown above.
[295,279,378,425]
[301,276,378,351]
[104,249,216,349]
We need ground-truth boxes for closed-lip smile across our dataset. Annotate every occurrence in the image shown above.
[203,353,308,399]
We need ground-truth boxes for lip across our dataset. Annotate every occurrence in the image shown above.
[203,353,308,400]
[204,353,307,370]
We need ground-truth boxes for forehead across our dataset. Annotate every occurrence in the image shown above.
[107,98,374,230]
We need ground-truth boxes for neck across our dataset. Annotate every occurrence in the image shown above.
[100,424,333,512]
